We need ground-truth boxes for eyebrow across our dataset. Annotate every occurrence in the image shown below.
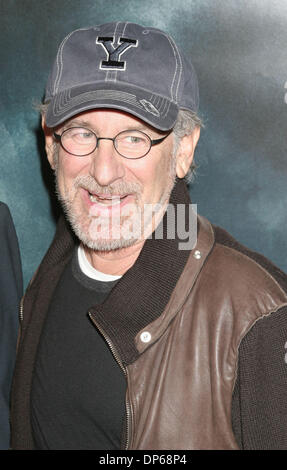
[63,119,91,128]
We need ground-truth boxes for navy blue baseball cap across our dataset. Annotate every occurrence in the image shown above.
[44,22,199,130]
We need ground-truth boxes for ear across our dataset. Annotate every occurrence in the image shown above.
[42,117,56,170]
[175,126,200,179]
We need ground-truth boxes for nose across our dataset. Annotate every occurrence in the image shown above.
[88,138,125,186]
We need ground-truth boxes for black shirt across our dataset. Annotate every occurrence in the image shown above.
[31,249,126,450]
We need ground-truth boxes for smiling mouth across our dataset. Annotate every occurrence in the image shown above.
[88,192,129,205]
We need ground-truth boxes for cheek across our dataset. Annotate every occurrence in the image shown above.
[129,149,174,201]
[150,149,174,187]
[57,153,89,180]
[55,155,88,199]
[128,146,172,180]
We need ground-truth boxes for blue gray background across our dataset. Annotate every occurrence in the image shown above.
[1,0,287,287]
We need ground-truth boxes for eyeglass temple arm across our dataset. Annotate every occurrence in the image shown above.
[53,132,61,141]
[151,129,173,145]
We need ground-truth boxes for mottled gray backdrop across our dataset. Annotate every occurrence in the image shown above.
[1,0,287,287]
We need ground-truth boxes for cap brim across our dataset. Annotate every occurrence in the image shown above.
[45,82,178,131]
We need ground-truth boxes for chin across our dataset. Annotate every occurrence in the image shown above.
[68,214,142,251]
[76,229,140,252]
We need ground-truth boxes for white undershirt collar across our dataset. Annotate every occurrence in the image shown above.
[78,244,122,282]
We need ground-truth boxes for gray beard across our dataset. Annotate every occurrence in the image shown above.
[55,177,143,251]
[54,154,177,252]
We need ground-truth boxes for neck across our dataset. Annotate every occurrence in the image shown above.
[84,239,145,276]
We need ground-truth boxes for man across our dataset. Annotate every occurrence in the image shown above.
[0,202,22,449]
[10,22,287,450]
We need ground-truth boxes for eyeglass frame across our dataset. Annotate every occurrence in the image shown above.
[53,127,173,160]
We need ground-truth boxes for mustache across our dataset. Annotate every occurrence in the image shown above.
[73,175,143,196]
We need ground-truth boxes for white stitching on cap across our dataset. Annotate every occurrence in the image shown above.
[104,69,111,82]
[52,89,147,116]
[148,94,171,118]
[103,22,121,83]
[122,21,129,37]
[165,34,182,103]
[162,100,171,118]
[109,21,127,82]
[105,71,117,83]
[54,28,91,95]
[114,21,121,38]
[54,32,74,95]
[157,96,167,114]
[167,35,183,103]
[166,37,178,101]
[150,31,180,103]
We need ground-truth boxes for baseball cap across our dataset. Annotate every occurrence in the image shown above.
[44,22,199,131]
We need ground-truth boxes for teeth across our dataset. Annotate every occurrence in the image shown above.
[89,193,123,205]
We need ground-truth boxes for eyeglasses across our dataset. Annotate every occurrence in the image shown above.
[53,127,172,159]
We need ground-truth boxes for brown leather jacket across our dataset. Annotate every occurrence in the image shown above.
[10,183,287,449]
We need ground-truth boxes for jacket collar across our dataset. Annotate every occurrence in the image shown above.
[134,214,215,356]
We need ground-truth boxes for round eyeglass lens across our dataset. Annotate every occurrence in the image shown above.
[61,128,97,156]
[115,130,151,158]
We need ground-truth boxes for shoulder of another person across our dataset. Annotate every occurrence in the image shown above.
[0,202,16,228]
[0,201,9,214]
